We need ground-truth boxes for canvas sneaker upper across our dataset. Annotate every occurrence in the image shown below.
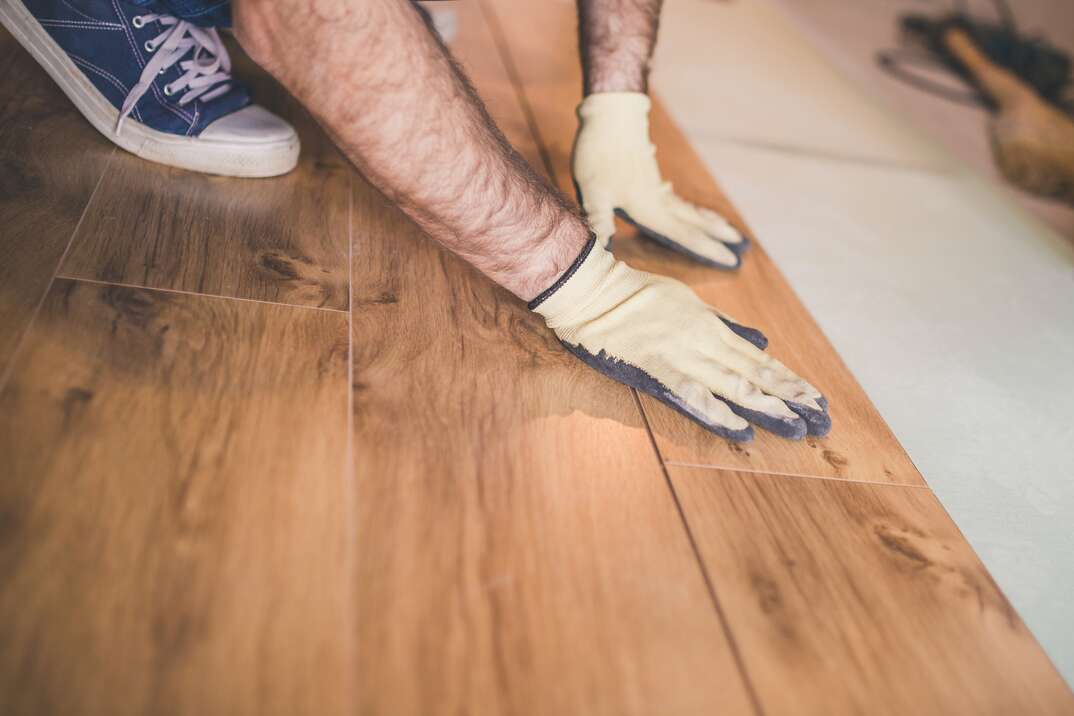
[24,0,255,138]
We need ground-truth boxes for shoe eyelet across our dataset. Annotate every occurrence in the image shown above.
[163,84,174,96]
[131,16,145,28]
[144,40,155,52]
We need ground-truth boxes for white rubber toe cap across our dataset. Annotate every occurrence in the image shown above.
[200,104,297,144]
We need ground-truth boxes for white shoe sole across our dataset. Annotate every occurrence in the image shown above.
[0,0,300,177]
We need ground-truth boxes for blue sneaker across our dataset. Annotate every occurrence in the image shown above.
[0,0,299,177]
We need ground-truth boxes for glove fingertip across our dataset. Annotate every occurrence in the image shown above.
[717,316,769,350]
[787,401,832,438]
[727,402,808,440]
[559,341,755,443]
[615,209,742,270]
[724,234,751,257]
[720,424,755,443]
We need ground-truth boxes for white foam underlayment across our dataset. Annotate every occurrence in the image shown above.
[652,0,1074,686]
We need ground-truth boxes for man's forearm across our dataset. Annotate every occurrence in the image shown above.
[577,0,663,95]
[233,0,588,300]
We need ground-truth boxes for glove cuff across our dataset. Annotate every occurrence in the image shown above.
[577,91,652,121]
[528,236,617,325]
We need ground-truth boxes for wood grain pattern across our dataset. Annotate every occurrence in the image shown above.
[448,1,547,178]
[348,8,754,713]
[59,42,351,311]
[0,28,113,375]
[667,465,1074,715]
[0,280,351,716]
[482,3,1072,710]
[349,181,754,716]
[480,0,921,484]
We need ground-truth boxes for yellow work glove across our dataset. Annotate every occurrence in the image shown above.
[531,239,830,441]
[572,91,748,269]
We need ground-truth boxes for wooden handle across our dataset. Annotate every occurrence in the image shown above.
[943,28,1029,109]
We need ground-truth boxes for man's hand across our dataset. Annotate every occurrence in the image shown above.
[572,92,748,269]
[531,239,830,441]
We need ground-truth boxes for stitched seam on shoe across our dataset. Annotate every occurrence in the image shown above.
[182,1,230,18]
[38,19,123,30]
[187,105,199,136]
[69,53,130,93]
[154,89,195,123]
[60,0,100,22]
[109,0,198,124]
[68,54,144,122]
[112,0,145,69]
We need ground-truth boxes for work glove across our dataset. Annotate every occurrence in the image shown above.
[572,92,748,269]
[531,238,831,441]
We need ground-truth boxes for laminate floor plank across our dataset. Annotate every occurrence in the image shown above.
[448,0,547,178]
[667,465,1074,715]
[480,0,920,484]
[0,280,352,716]
[0,27,113,377]
[59,44,351,311]
[481,2,1072,711]
[349,182,755,716]
[348,6,755,713]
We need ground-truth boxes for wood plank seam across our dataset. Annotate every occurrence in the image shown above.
[0,277,353,715]
[342,171,358,715]
[479,0,929,487]
[470,10,808,708]
[477,0,558,181]
[54,274,349,314]
[474,0,918,491]
[475,0,676,488]
[664,461,935,489]
[343,7,764,712]
[633,391,768,716]
[0,148,113,395]
[461,11,1068,710]
[470,16,767,708]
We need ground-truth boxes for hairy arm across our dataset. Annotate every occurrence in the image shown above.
[577,0,663,94]
[233,0,589,300]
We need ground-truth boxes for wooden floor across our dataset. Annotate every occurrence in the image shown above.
[1,2,1071,714]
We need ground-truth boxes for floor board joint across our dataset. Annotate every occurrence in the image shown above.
[477,0,559,182]
[0,147,114,394]
[54,275,349,314]
[664,460,935,488]
[633,390,768,716]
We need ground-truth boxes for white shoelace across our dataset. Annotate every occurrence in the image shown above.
[117,14,233,132]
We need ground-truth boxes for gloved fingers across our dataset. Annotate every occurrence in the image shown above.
[561,340,754,441]
[713,312,769,350]
[670,199,749,252]
[786,400,833,437]
[615,206,741,269]
[714,323,824,409]
[709,322,830,436]
[667,375,756,442]
[697,361,808,439]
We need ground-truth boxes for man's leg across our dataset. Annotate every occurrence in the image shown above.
[232,0,587,301]
[572,0,748,268]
